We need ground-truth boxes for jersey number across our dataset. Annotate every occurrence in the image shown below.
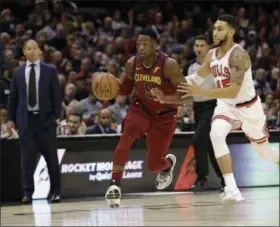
[144,84,153,99]
[216,79,230,88]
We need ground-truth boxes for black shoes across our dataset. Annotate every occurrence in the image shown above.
[49,193,61,203]
[192,179,207,192]
[21,193,61,204]
[21,195,32,204]
[192,177,225,192]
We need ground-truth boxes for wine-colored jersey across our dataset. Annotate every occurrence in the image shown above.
[132,51,177,117]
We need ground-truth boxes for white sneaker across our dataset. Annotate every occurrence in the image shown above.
[105,185,121,208]
[155,154,176,190]
[220,186,244,206]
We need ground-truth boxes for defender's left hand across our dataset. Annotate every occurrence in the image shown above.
[151,88,165,104]
[177,81,201,98]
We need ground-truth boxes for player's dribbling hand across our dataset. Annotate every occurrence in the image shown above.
[151,88,165,104]
[115,78,121,85]
[177,81,201,98]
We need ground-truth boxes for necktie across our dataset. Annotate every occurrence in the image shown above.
[28,64,36,107]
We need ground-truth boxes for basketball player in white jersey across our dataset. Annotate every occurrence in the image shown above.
[152,14,279,205]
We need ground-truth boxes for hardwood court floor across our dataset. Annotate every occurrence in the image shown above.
[1,187,279,226]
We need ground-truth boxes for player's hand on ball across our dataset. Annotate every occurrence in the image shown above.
[115,77,121,85]
[151,88,165,103]
[177,81,201,98]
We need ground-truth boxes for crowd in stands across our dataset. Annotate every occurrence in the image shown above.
[0,0,279,138]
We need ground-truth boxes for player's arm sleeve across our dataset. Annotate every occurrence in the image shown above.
[118,58,135,96]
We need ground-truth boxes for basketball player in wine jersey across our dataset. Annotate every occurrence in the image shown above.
[152,14,279,205]
[105,28,187,207]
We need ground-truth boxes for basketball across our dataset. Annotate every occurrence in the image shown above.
[92,72,120,101]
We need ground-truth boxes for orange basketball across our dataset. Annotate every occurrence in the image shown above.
[92,72,120,101]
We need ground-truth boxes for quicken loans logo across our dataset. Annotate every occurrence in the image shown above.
[61,160,144,182]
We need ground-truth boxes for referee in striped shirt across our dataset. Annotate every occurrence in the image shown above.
[184,35,225,191]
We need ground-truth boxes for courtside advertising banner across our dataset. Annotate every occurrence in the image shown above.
[30,143,279,198]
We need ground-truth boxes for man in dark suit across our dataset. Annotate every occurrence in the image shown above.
[7,40,62,204]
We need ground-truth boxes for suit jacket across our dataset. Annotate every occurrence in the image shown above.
[7,62,62,131]
[85,124,117,134]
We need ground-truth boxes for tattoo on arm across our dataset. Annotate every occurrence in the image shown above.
[229,47,251,86]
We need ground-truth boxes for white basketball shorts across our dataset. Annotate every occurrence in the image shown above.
[212,96,269,144]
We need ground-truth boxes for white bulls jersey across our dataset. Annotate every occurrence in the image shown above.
[210,44,256,105]
[210,44,268,143]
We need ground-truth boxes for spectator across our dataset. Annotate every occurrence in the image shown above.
[0,60,19,108]
[276,111,280,129]
[0,9,16,33]
[254,68,272,94]
[0,108,18,139]
[270,67,279,91]
[85,108,116,134]
[236,7,250,29]
[80,88,103,125]
[108,95,128,125]
[255,85,265,102]
[178,102,195,132]
[48,23,67,51]
[105,60,121,77]
[62,83,77,117]
[257,43,277,71]
[263,93,279,128]
[69,57,93,100]
[58,74,66,96]
[1,32,11,47]
[64,61,74,77]
[58,100,87,134]
[58,113,85,136]
[112,10,127,31]
[52,50,68,73]
[272,76,280,99]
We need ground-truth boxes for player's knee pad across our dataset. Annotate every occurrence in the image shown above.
[209,127,227,144]
[210,119,232,158]
[210,132,229,158]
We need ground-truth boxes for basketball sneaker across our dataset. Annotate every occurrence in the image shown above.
[105,185,121,208]
[155,154,176,190]
[220,186,244,205]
